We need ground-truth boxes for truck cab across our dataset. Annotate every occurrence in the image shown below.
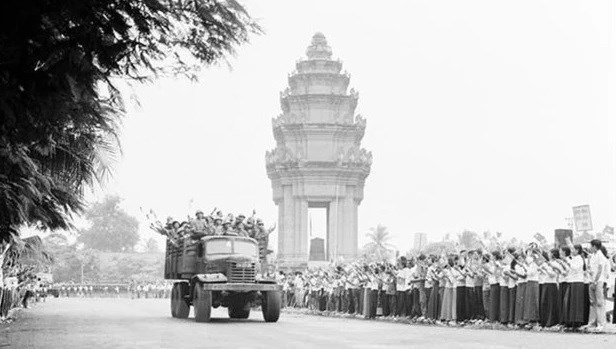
[165,235,281,323]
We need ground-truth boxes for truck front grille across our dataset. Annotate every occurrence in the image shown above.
[228,262,256,283]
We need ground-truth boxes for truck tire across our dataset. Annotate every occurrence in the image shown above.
[193,283,212,323]
[261,291,281,323]
[175,283,190,319]
[228,305,250,319]
[170,286,178,318]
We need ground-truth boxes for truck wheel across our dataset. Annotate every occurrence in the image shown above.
[228,305,250,319]
[193,283,212,323]
[175,283,190,319]
[170,286,178,318]
[261,291,281,323]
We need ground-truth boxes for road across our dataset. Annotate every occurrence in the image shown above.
[1,298,616,348]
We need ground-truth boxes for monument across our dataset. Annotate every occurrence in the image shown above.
[266,33,372,268]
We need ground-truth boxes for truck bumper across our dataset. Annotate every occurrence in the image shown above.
[201,283,282,292]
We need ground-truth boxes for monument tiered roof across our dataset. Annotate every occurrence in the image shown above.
[266,33,371,172]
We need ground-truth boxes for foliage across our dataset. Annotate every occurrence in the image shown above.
[143,237,161,253]
[457,230,481,250]
[361,224,395,262]
[98,253,164,283]
[77,195,139,252]
[0,0,261,242]
[42,234,99,283]
[1,235,54,284]
[418,241,457,256]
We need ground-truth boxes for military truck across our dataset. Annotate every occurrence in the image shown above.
[164,235,282,322]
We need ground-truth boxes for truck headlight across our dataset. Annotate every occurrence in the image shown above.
[203,273,227,282]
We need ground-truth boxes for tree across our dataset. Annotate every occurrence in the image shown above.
[417,241,456,256]
[1,236,53,283]
[143,237,161,254]
[361,224,395,262]
[77,195,139,252]
[0,0,261,242]
[458,230,481,250]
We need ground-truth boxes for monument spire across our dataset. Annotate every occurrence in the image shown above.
[266,33,372,268]
[305,32,332,59]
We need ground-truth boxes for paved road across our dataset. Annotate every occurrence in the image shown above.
[2,298,616,348]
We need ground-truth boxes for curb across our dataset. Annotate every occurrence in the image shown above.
[281,308,616,335]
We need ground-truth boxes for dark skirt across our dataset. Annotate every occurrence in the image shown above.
[358,288,364,314]
[474,286,485,319]
[540,283,559,327]
[515,283,526,324]
[613,278,616,324]
[499,286,509,323]
[583,283,590,324]
[508,287,516,323]
[411,288,421,317]
[559,282,569,324]
[456,286,467,321]
[426,281,440,319]
[566,282,585,326]
[424,286,432,317]
[482,289,490,318]
[395,290,406,316]
[523,281,539,322]
[489,284,500,321]
[466,287,476,319]
[438,287,444,318]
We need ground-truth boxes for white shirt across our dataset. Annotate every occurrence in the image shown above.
[465,267,475,288]
[568,255,585,283]
[396,268,409,291]
[444,269,454,288]
[515,264,527,285]
[487,263,498,285]
[543,262,559,284]
[589,251,609,283]
[526,263,539,282]
[407,266,418,290]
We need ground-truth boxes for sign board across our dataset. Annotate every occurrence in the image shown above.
[602,225,614,236]
[554,229,573,248]
[572,205,592,232]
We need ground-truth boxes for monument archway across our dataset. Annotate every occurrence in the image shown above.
[266,33,372,268]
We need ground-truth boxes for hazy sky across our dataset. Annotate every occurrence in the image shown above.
[86,0,615,252]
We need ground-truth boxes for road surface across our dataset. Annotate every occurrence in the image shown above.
[1,298,615,348]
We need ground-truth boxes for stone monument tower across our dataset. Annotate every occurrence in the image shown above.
[266,33,372,268]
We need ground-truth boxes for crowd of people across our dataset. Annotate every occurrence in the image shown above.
[1,266,49,319]
[148,208,276,259]
[51,282,173,299]
[127,282,172,299]
[55,283,122,298]
[280,238,616,332]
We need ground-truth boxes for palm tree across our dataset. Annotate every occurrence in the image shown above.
[1,235,53,284]
[362,224,395,261]
[0,0,261,243]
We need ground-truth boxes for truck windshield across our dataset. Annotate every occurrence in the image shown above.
[206,239,233,254]
[234,240,258,257]
[205,239,257,257]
